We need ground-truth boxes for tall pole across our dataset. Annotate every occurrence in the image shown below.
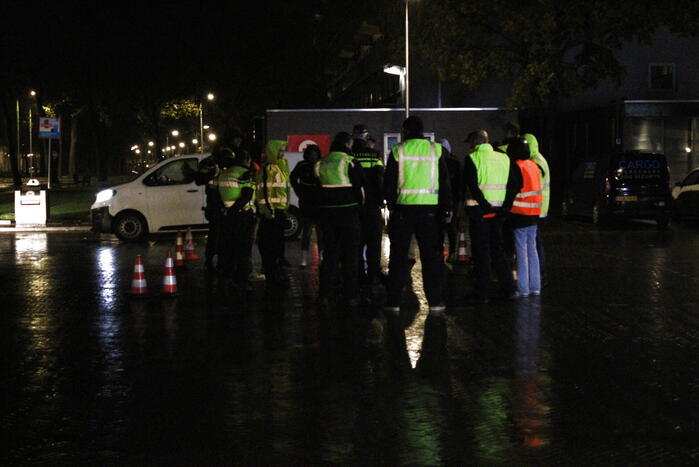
[199,102,204,153]
[16,100,21,173]
[28,107,33,157]
[405,0,410,119]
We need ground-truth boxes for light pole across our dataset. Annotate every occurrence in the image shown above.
[15,99,21,174]
[404,0,410,119]
[199,92,214,153]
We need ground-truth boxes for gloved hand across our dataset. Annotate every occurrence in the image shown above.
[442,210,453,224]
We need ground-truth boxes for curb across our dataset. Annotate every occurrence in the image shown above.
[0,225,92,233]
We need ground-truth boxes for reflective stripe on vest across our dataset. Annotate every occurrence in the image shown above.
[531,152,551,218]
[256,164,289,211]
[511,159,542,216]
[467,144,510,210]
[316,152,353,188]
[392,140,441,205]
[218,165,254,209]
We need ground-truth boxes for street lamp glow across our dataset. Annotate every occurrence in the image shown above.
[178,142,185,148]
[685,147,692,153]
[383,64,406,76]
[207,93,215,101]
[192,138,198,145]
[135,149,141,154]
[148,141,154,147]
[208,133,217,142]
[171,130,179,137]
[203,125,210,130]
[29,90,36,96]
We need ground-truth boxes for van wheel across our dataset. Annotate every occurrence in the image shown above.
[592,203,608,226]
[284,207,301,240]
[114,211,148,242]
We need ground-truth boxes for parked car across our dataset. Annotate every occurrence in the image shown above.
[91,153,302,242]
[561,151,672,227]
[671,167,699,222]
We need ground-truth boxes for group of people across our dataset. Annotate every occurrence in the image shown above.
[195,117,550,314]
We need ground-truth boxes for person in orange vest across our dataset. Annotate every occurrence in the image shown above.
[506,137,543,297]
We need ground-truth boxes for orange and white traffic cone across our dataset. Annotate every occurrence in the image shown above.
[185,227,199,260]
[456,231,470,262]
[162,251,178,295]
[130,254,148,297]
[175,231,186,268]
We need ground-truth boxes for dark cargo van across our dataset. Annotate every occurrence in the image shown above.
[561,151,672,227]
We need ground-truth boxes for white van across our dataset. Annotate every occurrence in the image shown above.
[91,153,302,242]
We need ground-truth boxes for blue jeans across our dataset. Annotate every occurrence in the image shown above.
[513,225,541,295]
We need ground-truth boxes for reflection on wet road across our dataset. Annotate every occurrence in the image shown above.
[1,220,699,465]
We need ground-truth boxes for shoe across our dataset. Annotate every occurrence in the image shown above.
[300,251,308,268]
[384,306,400,317]
[530,290,540,296]
[429,305,446,317]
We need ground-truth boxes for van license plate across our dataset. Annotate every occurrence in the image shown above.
[616,195,638,201]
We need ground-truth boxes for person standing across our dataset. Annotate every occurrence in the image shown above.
[523,133,550,284]
[384,116,453,317]
[217,146,256,292]
[255,140,290,285]
[315,132,365,307]
[351,123,385,287]
[192,148,236,271]
[440,138,463,262]
[290,144,322,268]
[463,130,517,303]
[506,137,543,297]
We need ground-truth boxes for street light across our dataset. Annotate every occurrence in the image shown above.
[208,133,217,142]
[200,92,215,153]
[383,65,407,111]
[171,130,179,137]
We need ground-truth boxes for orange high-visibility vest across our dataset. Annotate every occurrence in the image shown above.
[511,159,542,216]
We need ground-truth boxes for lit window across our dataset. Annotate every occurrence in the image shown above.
[649,63,675,90]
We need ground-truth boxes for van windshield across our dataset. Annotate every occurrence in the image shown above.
[613,153,668,184]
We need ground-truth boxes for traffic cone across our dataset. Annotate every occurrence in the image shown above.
[174,231,186,268]
[130,254,148,297]
[185,227,199,260]
[162,251,178,295]
[456,231,470,262]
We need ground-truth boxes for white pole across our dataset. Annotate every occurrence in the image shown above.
[199,103,204,153]
[405,0,410,119]
[48,138,52,189]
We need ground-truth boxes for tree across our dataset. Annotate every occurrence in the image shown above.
[421,0,699,108]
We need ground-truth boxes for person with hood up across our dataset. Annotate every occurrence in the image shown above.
[506,137,543,297]
[255,140,290,285]
[315,132,366,308]
[523,133,550,282]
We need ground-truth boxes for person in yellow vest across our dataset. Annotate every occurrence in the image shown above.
[383,116,453,317]
[315,132,366,307]
[523,133,550,284]
[464,129,517,303]
[256,140,290,285]
[217,146,256,291]
[506,137,543,296]
[191,147,236,272]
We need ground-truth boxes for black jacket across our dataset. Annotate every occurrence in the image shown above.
[351,139,385,208]
[289,160,320,212]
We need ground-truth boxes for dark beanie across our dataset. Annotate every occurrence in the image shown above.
[402,116,423,135]
[330,132,353,152]
[506,137,530,160]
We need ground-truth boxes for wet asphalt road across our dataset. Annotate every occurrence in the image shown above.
[1,218,699,466]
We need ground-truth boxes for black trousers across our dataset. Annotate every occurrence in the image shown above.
[258,212,286,280]
[536,216,546,278]
[319,206,361,300]
[386,206,444,308]
[219,210,255,282]
[300,208,322,252]
[359,205,384,281]
[469,213,514,299]
[204,207,221,261]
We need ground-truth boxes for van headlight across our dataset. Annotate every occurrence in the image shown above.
[96,189,116,203]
